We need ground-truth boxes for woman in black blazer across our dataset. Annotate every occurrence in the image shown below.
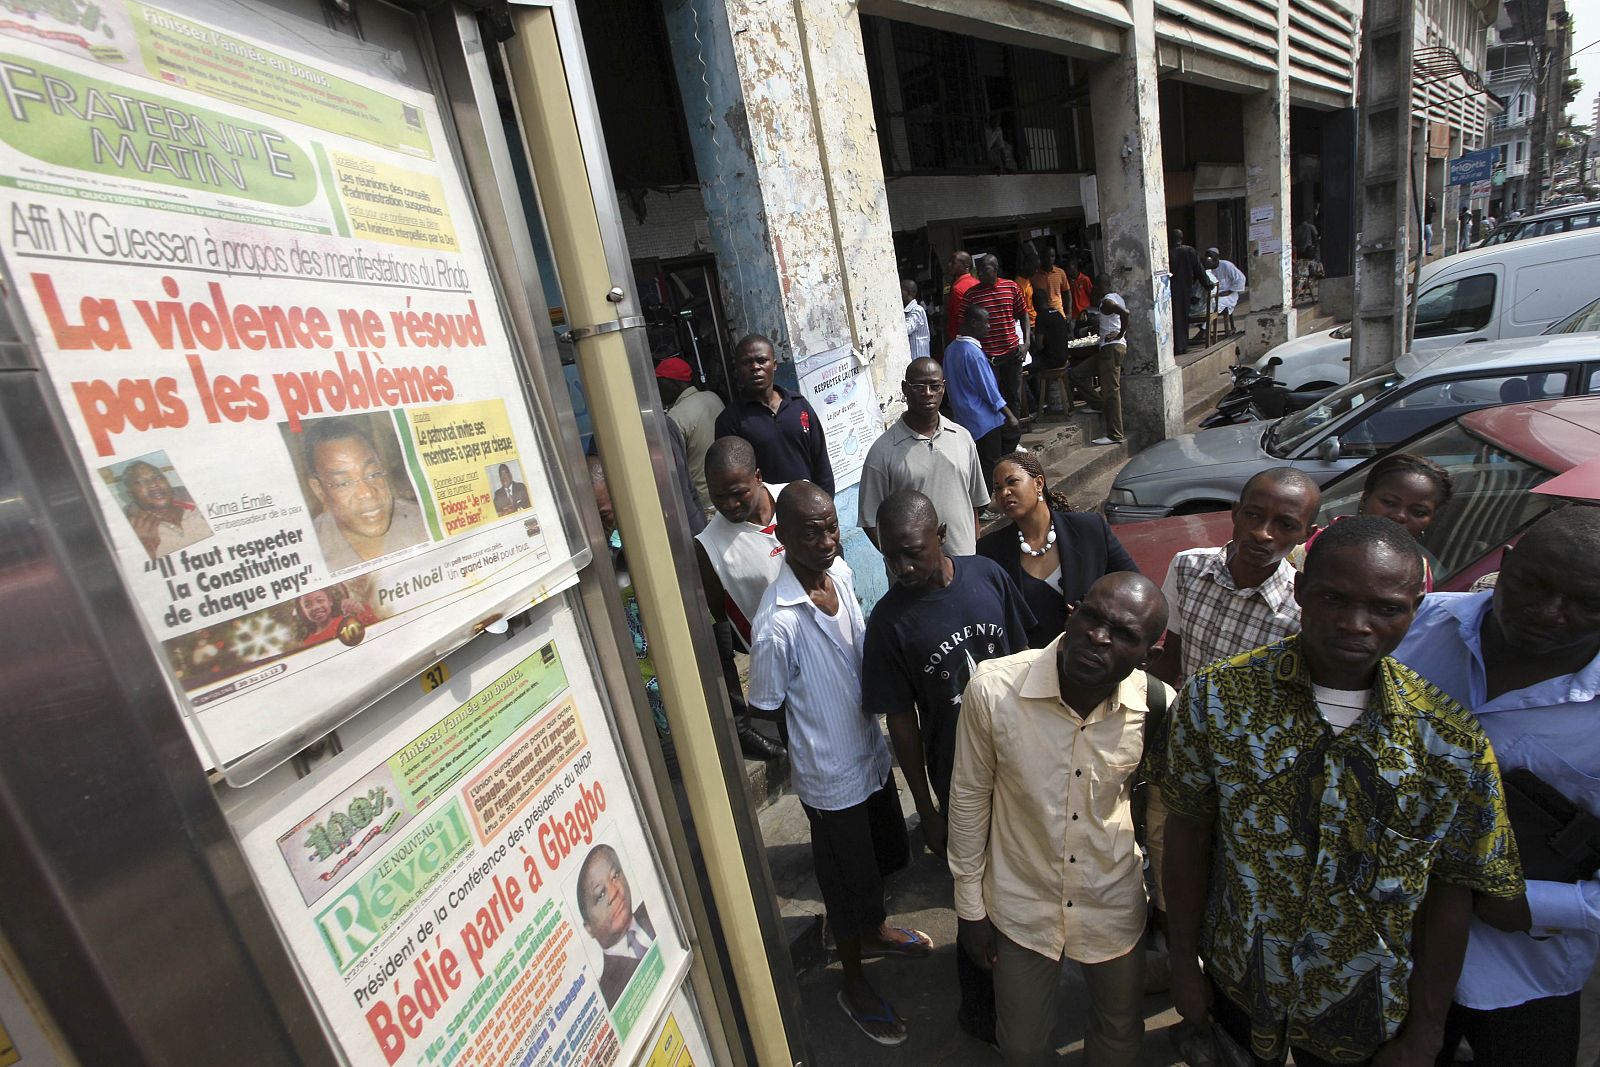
[976,450,1140,647]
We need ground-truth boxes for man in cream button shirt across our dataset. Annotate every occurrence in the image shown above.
[947,572,1171,1066]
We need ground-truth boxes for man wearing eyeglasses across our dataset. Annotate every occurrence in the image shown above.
[304,416,430,571]
[859,357,989,556]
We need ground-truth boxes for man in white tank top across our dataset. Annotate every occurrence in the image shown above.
[695,436,788,760]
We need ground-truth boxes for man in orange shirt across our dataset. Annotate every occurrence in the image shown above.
[944,250,978,344]
[1030,244,1073,409]
[1014,247,1039,334]
[1030,244,1068,314]
[1065,257,1094,322]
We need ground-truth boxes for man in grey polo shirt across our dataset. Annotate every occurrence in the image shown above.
[859,357,989,556]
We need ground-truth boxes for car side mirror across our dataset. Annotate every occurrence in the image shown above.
[1267,356,1283,368]
[1316,437,1341,462]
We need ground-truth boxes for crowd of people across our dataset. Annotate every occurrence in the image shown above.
[620,286,1598,1065]
[923,236,1255,457]
[934,243,1136,453]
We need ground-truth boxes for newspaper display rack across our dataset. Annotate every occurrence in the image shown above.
[0,0,798,1064]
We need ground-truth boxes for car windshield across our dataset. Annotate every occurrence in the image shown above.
[1544,296,1600,334]
[1313,421,1559,580]
[1265,372,1403,457]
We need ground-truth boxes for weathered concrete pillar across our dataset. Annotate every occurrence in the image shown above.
[1444,128,1464,253]
[660,0,906,383]
[1088,0,1181,450]
[1241,3,1296,357]
[662,0,907,601]
[798,1,910,387]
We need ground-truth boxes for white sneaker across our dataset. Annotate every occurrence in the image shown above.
[1090,437,1117,446]
[1014,445,1029,453]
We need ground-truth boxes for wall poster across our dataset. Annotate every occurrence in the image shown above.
[0,0,584,776]
[234,604,694,1065]
[795,344,880,493]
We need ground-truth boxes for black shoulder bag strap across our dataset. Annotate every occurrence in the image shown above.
[1133,670,1169,846]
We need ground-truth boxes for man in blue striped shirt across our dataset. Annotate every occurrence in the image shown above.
[747,481,932,1047]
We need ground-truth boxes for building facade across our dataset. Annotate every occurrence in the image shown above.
[575,0,1495,465]
[1482,0,1573,216]
[1410,0,1499,255]
[1488,33,1539,215]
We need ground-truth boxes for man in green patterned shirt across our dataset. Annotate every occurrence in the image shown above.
[1154,517,1522,1066]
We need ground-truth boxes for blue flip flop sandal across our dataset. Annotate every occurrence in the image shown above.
[870,926,934,957]
[837,990,908,1046]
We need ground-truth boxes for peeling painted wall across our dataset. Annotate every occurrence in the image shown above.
[662,0,906,385]
[662,0,791,351]
[799,0,913,400]
[661,0,910,607]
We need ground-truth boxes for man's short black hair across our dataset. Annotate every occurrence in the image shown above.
[905,356,942,380]
[705,436,758,481]
[1304,515,1423,585]
[303,417,377,473]
[734,333,775,357]
[963,302,991,334]
[1088,571,1170,643]
[877,489,939,536]
[1512,506,1600,570]
[1239,466,1322,504]
[775,480,832,526]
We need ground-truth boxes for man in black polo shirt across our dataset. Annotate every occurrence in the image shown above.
[713,334,834,495]
[863,488,1033,1046]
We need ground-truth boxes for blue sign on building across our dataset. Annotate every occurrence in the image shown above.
[1449,149,1497,185]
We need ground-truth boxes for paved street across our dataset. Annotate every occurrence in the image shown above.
[764,786,1189,1066]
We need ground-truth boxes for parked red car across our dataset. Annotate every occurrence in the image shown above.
[1115,395,1600,590]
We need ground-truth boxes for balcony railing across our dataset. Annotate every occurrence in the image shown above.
[1488,64,1533,82]
[1493,113,1531,131]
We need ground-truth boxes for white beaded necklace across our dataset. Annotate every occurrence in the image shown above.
[1018,524,1056,557]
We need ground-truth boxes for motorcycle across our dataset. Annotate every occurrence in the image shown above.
[1199,358,1336,428]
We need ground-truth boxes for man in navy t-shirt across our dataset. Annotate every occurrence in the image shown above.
[863,488,1033,1046]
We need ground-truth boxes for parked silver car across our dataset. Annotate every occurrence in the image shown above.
[1104,334,1600,522]
[1478,202,1600,246]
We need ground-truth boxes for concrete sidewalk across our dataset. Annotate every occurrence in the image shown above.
[764,784,1188,1065]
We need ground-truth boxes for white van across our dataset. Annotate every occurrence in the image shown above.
[1255,228,1600,389]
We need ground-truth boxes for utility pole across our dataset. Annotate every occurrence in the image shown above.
[1351,0,1415,376]
[1531,6,1572,207]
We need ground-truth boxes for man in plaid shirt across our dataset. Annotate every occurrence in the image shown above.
[1150,467,1322,686]
[1140,467,1323,928]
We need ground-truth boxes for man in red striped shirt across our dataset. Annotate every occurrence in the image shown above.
[968,254,1030,423]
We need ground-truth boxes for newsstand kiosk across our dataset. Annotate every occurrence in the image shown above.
[0,2,805,1063]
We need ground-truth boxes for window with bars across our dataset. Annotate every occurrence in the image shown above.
[862,15,1092,176]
